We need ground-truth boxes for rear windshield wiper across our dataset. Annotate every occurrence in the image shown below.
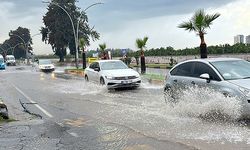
[243,77,250,79]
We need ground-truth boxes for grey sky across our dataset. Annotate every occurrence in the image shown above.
[0,0,249,54]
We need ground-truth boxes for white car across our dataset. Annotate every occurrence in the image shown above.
[38,59,55,72]
[85,60,141,89]
[5,55,16,66]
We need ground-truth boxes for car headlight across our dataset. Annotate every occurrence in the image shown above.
[239,87,250,97]
[105,76,115,80]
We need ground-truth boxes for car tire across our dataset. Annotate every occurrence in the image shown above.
[85,75,89,81]
[100,77,105,85]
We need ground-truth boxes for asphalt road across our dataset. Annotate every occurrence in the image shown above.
[0,65,250,150]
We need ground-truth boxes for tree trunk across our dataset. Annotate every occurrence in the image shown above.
[140,49,146,74]
[200,43,207,58]
[82,52,86,69]
[59,54,64,62]
[199,32,207,58]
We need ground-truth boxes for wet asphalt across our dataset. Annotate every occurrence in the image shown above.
[0,65,250,150]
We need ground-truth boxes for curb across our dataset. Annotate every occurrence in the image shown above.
[64,70,84,77]
[148,78,164,85]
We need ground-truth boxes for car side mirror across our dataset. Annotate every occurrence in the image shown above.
[200,73,210,83]
[94,67,100,72]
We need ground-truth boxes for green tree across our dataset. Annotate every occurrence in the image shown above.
[136,36,148,74]
[41,0,99,62]
[178,9,220,58]
[0,27,32,59]
[99,43,106,58]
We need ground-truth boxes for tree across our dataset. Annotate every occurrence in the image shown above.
[99,43,107,59]
[41,0,99,62]
[178,9,220,58]
[136,36,148,74]
[0,27,32,59]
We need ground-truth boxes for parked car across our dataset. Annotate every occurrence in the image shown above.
[0,55,6,70]
[85,60,141,89]
[38,59,55,72]
[164,58,250,118]
[5,55,16,66]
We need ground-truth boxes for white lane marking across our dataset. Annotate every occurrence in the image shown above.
[12,84,53,118]
[69,132,79,137]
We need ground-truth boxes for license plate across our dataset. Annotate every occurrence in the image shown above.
[121,80,132,84]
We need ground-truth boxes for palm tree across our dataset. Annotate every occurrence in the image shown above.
[99,43,107,59]
[136,36,148,74]
[178,9,220,58]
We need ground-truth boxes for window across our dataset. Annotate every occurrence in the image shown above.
[100,61,128,70]
[193,62,221,81]
[89,62,98,69]
[170,62,194,77]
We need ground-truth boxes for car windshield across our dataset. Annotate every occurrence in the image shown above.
[7,57,14,60]
[211,60,250,80]
[39,60,52,65]
[100,61,128,70]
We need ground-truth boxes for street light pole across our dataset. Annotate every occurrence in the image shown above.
[43,1,103,69]
[9,33,29,64]
[11,43,24,55]
[77,2,103,69]
[43,1,78,68]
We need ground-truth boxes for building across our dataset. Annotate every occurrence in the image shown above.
[234,35,244,44]
[246,35,250,44]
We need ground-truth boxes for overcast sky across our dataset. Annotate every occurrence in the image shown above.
[0,0,250,54]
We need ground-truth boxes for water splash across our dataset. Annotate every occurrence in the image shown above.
[164,86,242,121]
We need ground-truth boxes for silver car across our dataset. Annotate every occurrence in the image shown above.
[164,58,250,118]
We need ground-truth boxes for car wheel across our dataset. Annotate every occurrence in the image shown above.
[100,77,105,85]
[85,75,89,81]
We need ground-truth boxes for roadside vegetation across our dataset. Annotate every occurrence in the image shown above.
[142,73,165,81]
[130,63,172,69]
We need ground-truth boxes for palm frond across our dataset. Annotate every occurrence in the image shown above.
[99,43,106,51]
[143,36,149,46]
[204,13,220,27]
[178,21,195,32]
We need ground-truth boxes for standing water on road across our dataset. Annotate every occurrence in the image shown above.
[49,73,250,150]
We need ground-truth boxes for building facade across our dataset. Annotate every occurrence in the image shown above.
[234,35,244,44]
[246,35,250,44]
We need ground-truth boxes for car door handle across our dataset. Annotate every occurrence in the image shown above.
[174,79,177,82]
[191,81,195,85]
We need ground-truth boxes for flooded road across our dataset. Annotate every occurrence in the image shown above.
[1,66,250,150]
[50,74,250,150]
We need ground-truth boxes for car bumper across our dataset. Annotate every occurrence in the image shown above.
[6,62,16,66]
[40,68,55,72]
[107,78,141,89]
